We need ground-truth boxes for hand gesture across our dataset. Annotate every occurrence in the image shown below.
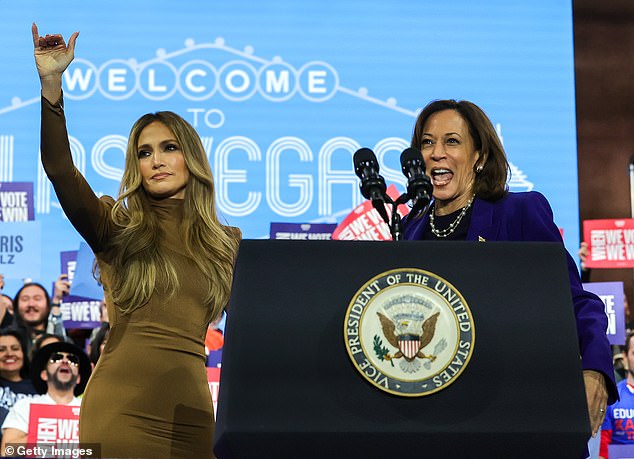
[32,23,79,102]
[32,23,79,80]
[52,273,71,303]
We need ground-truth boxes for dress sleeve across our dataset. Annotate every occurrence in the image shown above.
[521,192,618,404]
[40,95,115,253]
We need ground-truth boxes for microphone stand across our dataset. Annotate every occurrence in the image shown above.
[383,193,410,241]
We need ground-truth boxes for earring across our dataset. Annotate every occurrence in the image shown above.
[476,164,483,173]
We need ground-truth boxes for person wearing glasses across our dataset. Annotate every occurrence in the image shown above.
[0,342,90,451]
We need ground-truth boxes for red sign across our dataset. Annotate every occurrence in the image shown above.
[583,219,634,268]
[333,185,410,241]
[207,367,221,416]
[27,404,80,444]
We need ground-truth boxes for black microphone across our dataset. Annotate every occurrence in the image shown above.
[400,147,433,215]
[353,148,389,223]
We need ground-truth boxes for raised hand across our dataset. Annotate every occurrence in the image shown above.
[32,23,79,102]
[52,273,71,303]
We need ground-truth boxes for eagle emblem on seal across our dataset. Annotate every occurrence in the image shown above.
[375,309,447,373]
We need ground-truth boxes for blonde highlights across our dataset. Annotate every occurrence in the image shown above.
[105,112,239,317]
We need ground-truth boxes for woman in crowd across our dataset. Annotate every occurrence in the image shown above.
[32,24,241,458]
[0,330,37,432]
[403,99,616,437]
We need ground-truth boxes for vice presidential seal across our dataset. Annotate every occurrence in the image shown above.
[344,268,475,397]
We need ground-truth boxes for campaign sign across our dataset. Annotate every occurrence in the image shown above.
[270,222,337,240]
[609,444,634,459]
[583,219,634,268]
[332,185,410,241]
[0,182,34,222]
[207,367,221,416]
[583,282,625,346]
[60,296,102,329]
[0,222,41,279]
[60,251,78,282]
[69,242,103,300]
[27,403,80,444]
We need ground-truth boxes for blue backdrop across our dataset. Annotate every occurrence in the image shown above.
[0,1,578,294]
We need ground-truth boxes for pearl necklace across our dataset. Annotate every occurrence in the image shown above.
[429,195,475,238]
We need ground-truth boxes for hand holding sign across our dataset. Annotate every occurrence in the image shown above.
[53,274,71,303]
[583,219,634,268]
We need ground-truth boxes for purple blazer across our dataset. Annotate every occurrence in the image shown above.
[403,191,618,403]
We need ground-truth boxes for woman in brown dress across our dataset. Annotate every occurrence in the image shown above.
[32,24,241,458]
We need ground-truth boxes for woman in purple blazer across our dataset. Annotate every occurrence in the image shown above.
[402,99,616,437]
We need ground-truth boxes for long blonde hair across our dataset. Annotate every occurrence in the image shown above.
[105,111,239,316]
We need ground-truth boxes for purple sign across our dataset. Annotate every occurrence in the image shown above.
[583,281,625,346]
[0,182,34,222]
[270,222,337,240]
[58,250,102,329]
[609,444,634,458]
[60,251,78,282]
[60,295,102,329]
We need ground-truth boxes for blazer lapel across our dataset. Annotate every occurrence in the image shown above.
[467,198,500,242]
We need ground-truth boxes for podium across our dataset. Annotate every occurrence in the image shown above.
[214,240,590,458]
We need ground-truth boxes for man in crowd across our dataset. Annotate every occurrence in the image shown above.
[10,276,69,354]
[0,341,90,452]
[600,332,634,458]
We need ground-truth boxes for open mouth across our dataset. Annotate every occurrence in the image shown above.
[431,168,453,186]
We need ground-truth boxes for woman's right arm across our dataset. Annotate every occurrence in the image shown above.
[33,24,113,251]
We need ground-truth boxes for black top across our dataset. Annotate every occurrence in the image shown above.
[422,205,473,241]
[0,378,37,427]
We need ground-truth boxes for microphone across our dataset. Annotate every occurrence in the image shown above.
[353,148,389,223]
[400,147,433,215]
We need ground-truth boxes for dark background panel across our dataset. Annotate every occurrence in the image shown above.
[574,0,634,311]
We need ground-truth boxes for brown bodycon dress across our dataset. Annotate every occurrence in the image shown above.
[41,96,233,458]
